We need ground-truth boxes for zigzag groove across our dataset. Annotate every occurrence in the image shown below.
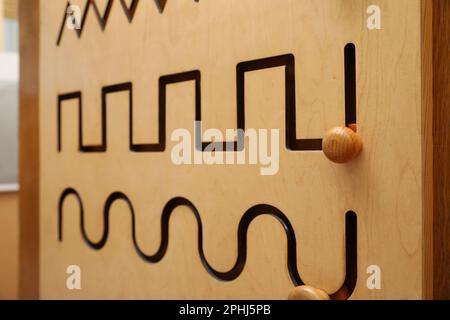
[58,188,358,299]
[56,0,200,46]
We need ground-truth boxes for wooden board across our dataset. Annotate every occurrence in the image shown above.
[35,0,444,299]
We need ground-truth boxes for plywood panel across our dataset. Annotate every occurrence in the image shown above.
[39,0,430,299]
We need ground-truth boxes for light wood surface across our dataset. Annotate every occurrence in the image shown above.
[0,192,18,299]
[4,0,17,20]
[31,0,446,299]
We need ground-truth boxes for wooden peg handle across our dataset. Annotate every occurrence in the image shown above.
[288,285,330,300]
[322,125,362,163]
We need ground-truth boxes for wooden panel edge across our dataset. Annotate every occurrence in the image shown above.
[421,0,434,300]
[422,0,450,300]
[19,0,40,300]
[431,0,450,300]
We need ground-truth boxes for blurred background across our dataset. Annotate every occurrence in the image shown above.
[0,0,19,300]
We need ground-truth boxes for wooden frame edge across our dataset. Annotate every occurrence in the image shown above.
[431,0,450,300]
[19,0,40,299]
[421,0,434,300]
[422,0,450,300]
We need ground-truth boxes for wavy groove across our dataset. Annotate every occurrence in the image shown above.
[58,188,357,299]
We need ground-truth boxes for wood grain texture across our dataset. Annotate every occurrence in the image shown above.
[432,0,450,300]
[19,0,40,300]
[288,285,330,300]
[37,0,432,299]
[421,0,434,300]
[421,0,450,300]
[322,126,362,164]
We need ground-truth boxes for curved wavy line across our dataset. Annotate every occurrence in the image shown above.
[58,188,357,299]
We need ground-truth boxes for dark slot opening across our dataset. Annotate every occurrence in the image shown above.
[344,211,358,294]
[344,43,357,127]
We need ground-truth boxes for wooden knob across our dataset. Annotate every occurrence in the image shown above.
[288,285,330,300]
[322,125,362,163]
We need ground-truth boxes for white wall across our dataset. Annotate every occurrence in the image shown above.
[0,0,19,187]
[0,52,18,185]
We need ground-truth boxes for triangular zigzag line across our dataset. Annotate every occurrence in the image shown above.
[154,0,167,14]
[57,0,116,46]
[92,0,114,30]
[119,0,139,22]
[57,0,201,46]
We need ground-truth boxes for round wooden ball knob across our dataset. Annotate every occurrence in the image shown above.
[288,285,330,300]
[322,126,362,163]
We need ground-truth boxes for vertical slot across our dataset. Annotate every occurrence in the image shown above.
[344,43,357,127]
[344,211,358,296]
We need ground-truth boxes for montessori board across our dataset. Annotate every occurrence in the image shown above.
[39,0,428,299]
